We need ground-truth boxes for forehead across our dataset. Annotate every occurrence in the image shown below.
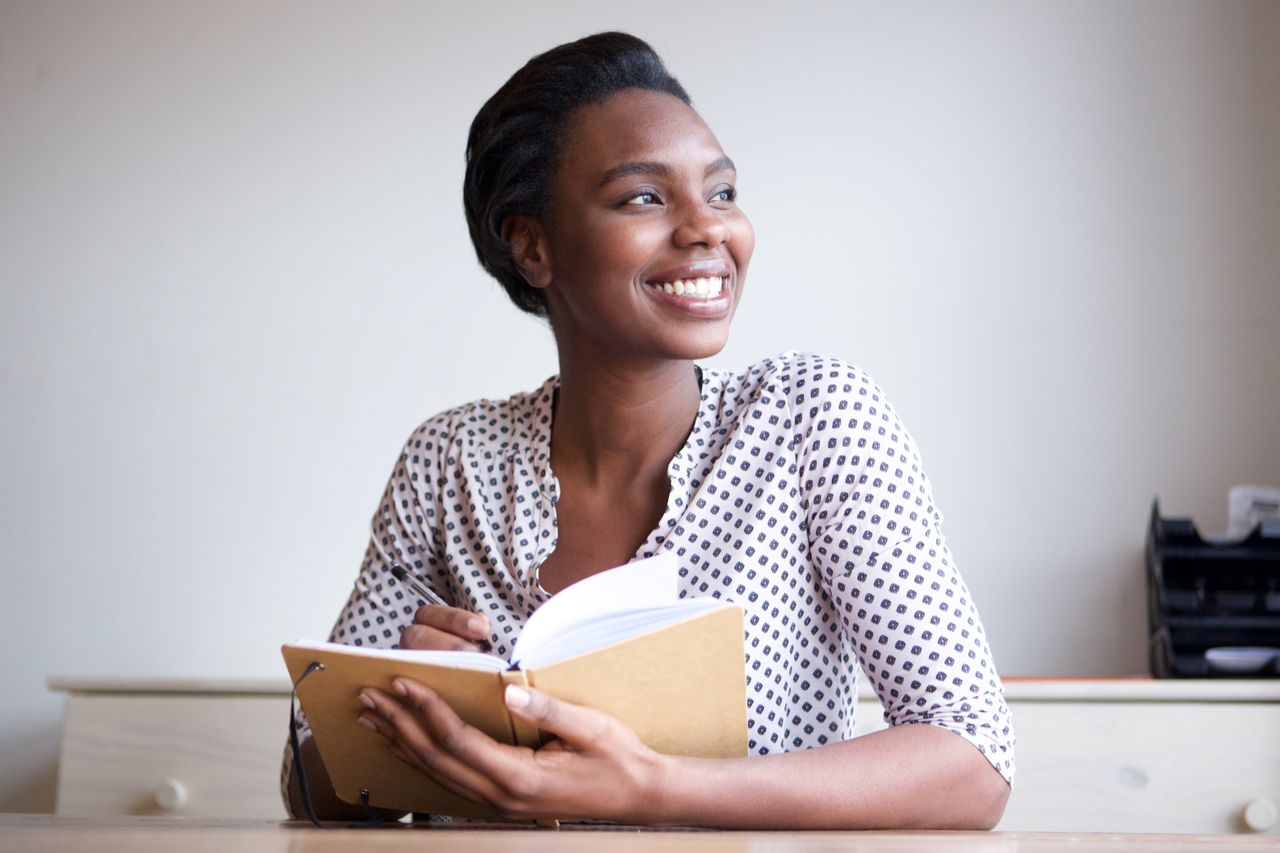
[557,89,724,181]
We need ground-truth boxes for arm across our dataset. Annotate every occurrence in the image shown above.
[794,365,1016,788]
[356,678,1008,828]
[660,719,1009,829]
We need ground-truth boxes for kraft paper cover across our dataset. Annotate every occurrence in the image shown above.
[528,606,749,759]
[282,645,514,821]
[281,603,747,820]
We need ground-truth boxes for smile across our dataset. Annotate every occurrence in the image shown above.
[647,276,726,297]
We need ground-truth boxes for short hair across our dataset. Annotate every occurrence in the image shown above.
[463,32,692,317]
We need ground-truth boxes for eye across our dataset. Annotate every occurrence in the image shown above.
[710,186,737,203]
[623,191,660,206]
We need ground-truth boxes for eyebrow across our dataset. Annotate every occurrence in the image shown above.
[705,156,736,178]
[599,156,737,186]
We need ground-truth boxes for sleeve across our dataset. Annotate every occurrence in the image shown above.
[795,363,1016,785]
[281,419,456,815]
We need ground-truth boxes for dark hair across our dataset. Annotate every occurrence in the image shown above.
[463,32,692,317]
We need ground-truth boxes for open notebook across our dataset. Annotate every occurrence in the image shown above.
[283,553,748,821]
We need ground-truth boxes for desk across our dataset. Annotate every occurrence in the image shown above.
[2,816,1279,853]
[47,678,1280,834]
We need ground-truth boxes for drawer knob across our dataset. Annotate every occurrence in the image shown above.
[153,779,189,812]
[1244,798,1277,832]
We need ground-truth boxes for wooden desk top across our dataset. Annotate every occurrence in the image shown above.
[2,815,1277,852]
[46,676,1280,703]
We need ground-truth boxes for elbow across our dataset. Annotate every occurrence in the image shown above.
[964,777,1010,831]
[945,762,1011,831]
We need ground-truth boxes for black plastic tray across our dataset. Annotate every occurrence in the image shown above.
[1145,501,1280,677]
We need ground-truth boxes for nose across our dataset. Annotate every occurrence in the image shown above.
[673,200,730,249]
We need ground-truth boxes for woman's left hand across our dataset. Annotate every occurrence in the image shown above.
[356,679,674,823]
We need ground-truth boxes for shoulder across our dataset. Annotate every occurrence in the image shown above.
[709,352,922,464]
[705,352,888,418]
[399,377,556,463]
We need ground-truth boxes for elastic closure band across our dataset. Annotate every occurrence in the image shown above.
[290,662,385,829]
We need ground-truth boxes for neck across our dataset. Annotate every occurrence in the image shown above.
[550,343,701,487]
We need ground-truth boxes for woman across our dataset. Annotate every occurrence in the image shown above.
[286,31,1014,829]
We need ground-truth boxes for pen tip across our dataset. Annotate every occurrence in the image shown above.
[390,565,407,580]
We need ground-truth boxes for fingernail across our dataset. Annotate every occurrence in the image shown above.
[392,679,408,696]
[357,715,376,731]
[505,684,531,709]
[358,692,376,710]
[468,615,487,635]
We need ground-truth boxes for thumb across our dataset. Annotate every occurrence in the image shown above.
[504,684,619,750]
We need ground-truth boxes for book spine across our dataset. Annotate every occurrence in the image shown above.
[499,669,543,749]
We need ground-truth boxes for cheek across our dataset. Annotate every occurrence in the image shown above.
[730,213,756,273]
[560,216,655,281]
[612,217,671,265]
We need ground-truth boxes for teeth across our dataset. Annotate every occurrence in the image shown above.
[652,277,726,296]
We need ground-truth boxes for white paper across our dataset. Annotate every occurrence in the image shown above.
[1227,485,1280,539]
[288,639,506,671]
[514,599,726,670]
[1205,646,1280,674]
[292,550,731,672]
[1203,485,1280,544]
[512,551,681,666]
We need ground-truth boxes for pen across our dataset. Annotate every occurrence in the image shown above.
[389,563,447,607]
[389,564,492,652]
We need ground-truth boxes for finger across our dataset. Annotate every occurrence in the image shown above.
[504,684,620,751]
[413,604,490,640]
[399,623,481,652]
[356,708,395,741]
[361,687,495,802]
[386,741,492,807]
[372,681,520,808]
[358,688,444,777]
[393,679,543,806]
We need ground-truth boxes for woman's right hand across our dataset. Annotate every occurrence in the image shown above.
[400,605,492,652]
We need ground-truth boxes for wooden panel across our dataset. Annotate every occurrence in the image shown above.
[995,702,1280,834]
[1000,679,1280,703]
[850,695,1280,835]
[854,672,1280,703]
[50,677,1280,832]
[49,677,291,695]
[56,694,291,818]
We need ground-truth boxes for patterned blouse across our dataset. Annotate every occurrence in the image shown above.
[285,352,1015,810]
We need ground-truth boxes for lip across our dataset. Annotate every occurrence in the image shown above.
[645,260,731,284]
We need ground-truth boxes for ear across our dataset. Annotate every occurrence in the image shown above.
[503,216,552,290]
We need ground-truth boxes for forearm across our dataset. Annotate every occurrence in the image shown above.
[654,724,1009,830]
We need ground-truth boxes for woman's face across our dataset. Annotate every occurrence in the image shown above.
[524,88,755,364]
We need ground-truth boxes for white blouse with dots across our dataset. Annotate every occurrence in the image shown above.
[286,352,1015,809]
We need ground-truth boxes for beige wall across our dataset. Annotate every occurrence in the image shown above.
[1,0,1277,812]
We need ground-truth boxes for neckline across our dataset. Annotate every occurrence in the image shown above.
[528,364,717,598]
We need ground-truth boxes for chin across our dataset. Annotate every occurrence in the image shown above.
[659,327,732,362]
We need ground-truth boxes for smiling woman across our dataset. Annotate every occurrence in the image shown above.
[283,31,1014,829]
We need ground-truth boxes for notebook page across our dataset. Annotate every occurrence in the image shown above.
[512,552,678,666]
[514,599,728,670]
[289,639,507,672]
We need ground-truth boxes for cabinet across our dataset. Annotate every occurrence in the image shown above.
[52,677,1280,832]
[50,679,292,819]
[853,678,1280,834]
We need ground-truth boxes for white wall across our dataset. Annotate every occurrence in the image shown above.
[2,0,1277,812]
